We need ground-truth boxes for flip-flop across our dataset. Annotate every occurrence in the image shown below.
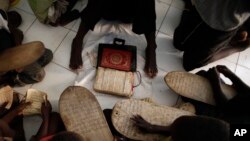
[0,41,45,72]
[59,86,113,141]
[164,71,237,105]
[112,99,194,141]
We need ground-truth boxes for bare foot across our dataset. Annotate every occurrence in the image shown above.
[230,31,250,49]
[144,46,158,78]
[70,37,83,70]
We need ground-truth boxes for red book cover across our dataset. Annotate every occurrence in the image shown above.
[100,48,132,71]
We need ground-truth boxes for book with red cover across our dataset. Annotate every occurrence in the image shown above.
[97,38,137,72]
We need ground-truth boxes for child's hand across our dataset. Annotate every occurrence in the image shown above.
[41,101,52,119]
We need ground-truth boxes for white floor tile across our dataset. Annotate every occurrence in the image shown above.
[152,69,179,106]
[96,95,125,110]
[238,48,250,69]
[171,0,185,10]
[235,65,250,86]
[71,19,81,32]
[15,0,34,15]
[159,6,183,36]
[224,52,239,64]
[24,20,69,52]
[11,8,36,33]
[156,1,170,30]
[156,32,179,53]
[157,0,173,5]
[23,116,42,141]
[156,52,184,72]
[63,20,78,30]
[53,31,77,69]
[31,63,77,111]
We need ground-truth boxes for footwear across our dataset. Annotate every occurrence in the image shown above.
[0,85,14,110]
[0,41,45,72]
[112,99,194,141]
[164,71,237,105]
[59,86,113,141]
[36,48,53,67]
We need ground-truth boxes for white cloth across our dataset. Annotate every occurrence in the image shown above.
[75,20,154,109]
[0,14,9,32]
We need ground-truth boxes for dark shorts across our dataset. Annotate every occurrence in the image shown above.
[0,29,13,52]
[173,8,237,71]
[80,0,156,34]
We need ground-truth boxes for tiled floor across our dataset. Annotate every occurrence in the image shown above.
[9,0,250,139]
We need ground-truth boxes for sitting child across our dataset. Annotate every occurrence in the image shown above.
[0,1,53,87]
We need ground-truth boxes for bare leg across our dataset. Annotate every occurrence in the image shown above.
[144,32,158,78]
[47,112,65,135]
[209,31,250,63]
[70,21,90,70]
[209,45,249,63]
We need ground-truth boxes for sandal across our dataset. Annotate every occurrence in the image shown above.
[164,71,237,105]
[112,99,194,141]
[59,86,113,141]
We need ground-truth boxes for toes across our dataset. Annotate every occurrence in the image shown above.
[144,66,158,78]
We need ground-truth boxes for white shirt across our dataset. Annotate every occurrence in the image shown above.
[0,13,9,32]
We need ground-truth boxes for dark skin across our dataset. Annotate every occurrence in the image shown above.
[131,115,171,135]
[202,66,250,107]
[70,18,158,78]
[0,102,8,117]
[185,65,250,123]
[30,101,65,141]
[131,115,229,141]
[0,101,31,140]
